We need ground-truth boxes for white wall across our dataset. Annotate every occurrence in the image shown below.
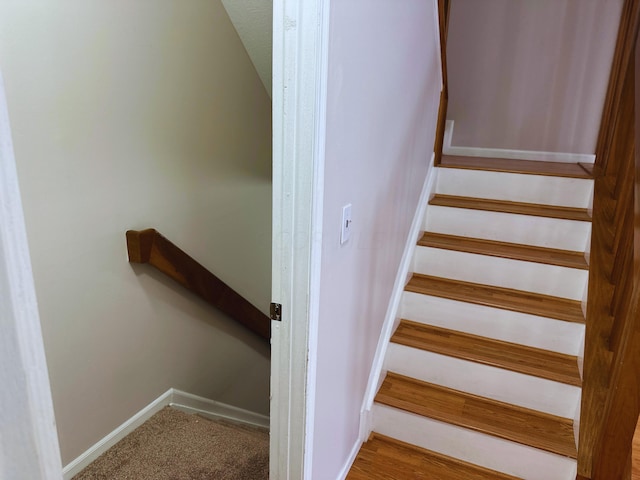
[220,0,272,96]
[311,1,442,477]
[447,0,623,154]
[0,0,272,465]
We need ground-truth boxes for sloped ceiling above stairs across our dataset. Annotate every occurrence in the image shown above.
[221,0,272,97]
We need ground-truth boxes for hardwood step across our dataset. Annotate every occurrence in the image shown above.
[347,433,521,480]
[418,232,589,270]
[406,274,585,324]
[391,321,581,386]
[373,403,578,480]
[440,155,593,179]
[385,341,581,418]
[376,372,577,459]
[429,194,592,222]
[578,162,595,176]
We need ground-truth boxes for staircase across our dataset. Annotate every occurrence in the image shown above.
[348,155,594,480]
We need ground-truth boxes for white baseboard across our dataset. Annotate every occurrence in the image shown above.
[62,389,269,479]
[336,436,365,480]
[170,389,269,429]
[443,120,596,164]
[357,153,437,442]
[62,389,173,479]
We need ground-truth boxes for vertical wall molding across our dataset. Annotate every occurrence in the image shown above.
[0,71,63,480]
[271,0,331,478]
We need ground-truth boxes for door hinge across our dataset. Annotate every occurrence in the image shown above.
[270,302,282,321]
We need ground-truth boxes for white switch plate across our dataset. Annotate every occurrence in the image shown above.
[341,204,352,245]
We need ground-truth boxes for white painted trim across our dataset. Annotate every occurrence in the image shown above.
[62,389,173,479]
[302,1,331,477]
[443,120,596,164]
[357,154,437,440]
[442,119,455,151]
[335,437,365,480]
[62,388,270,479]
[170,389,270,430]
[0,71,63,480]
[271,0,330,479]
[358,408,373,445]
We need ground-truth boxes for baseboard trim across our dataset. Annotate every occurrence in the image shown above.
[358,153,437,441]
[170,389,269,430]
[62,389,173,479]
[62,389,269,479]
[443,120,596,164]
[336,436,365,480]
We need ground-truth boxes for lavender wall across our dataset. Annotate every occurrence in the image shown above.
[447,0,623,154]
[311,1,442,477]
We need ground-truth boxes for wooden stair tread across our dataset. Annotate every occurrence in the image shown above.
[376,373,577,459]
[440,155,593,179]
[419,232,589,270]
[578,162,595,176]
[429,194,592,222]
[347,433,521,480]
[406,274,585,324]
[392,321,581,386]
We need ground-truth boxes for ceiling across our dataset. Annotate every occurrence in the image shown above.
[221,0,272,97]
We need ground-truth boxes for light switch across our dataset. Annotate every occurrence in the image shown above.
[341,204,352,245]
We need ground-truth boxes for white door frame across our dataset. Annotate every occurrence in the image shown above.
[270,0,330,478]
[0,72,63,479]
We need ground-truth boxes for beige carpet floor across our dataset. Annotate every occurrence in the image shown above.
[73,406,269,480]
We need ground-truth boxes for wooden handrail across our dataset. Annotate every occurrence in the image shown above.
[578,2,640,478]
[433,0,451,166]
[126,229,270,341]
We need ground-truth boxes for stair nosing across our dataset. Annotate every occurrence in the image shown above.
[391,320,582,387]
[418,232,589,270]
[440,155,594,179]
[376,372,577,459]
[429,194,592,222]
[405,274,585,324]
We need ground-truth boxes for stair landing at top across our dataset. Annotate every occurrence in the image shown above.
[440,155,593,179]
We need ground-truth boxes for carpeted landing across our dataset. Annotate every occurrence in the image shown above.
[73,406,269,480]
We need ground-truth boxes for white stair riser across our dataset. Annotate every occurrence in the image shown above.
[436,168,594,208]
[413,246,588,300]
[384,343,581,418]
[425,205,591,251]
[372,405,577,480]
[401,292,585,356]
